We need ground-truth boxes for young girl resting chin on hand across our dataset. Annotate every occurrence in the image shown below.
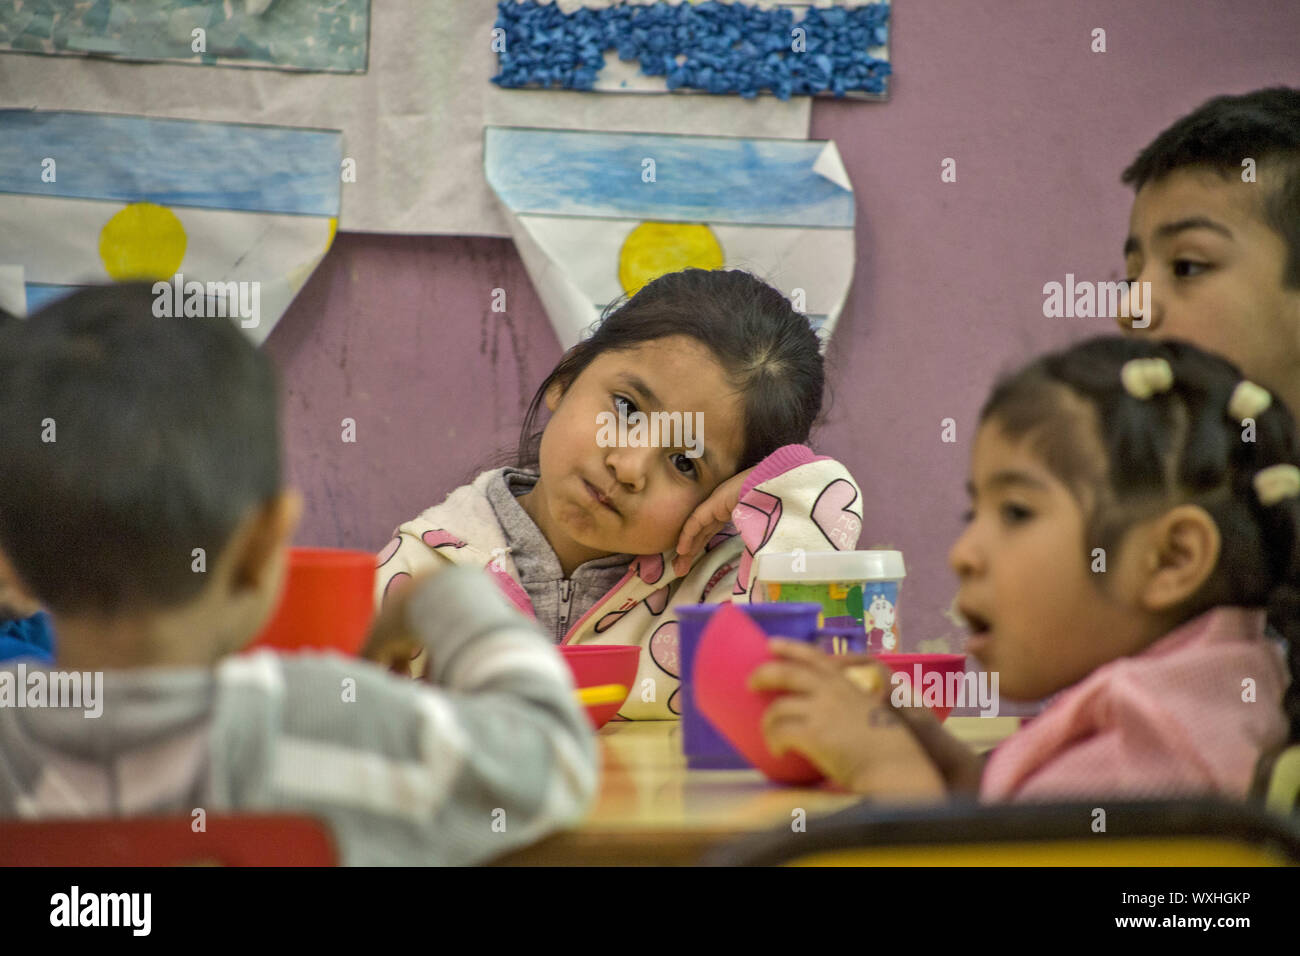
[753,336,1298,802]
[377,269,865,719]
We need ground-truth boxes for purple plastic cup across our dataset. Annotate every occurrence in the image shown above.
[677,602,821,770]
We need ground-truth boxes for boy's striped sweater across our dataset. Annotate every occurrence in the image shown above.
[0,568,598,865]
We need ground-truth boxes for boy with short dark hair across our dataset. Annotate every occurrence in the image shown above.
[0,285,597,865]
[1120,87,1300,413]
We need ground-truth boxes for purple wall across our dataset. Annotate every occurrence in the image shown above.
[265,0,1300,660]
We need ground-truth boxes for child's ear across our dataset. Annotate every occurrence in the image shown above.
[230,490,303,592]
[1139,504,1221,612]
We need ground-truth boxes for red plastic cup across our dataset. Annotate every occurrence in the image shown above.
[559,645,640,729]
[246,547,377,656]
[872,653,970,722]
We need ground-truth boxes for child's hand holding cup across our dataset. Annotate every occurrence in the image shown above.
[751,639,945,799]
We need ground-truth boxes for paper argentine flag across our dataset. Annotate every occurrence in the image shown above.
[484,126,855,350]
[0,110,341,344]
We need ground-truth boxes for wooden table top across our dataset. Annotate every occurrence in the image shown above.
[491,716,1019,865]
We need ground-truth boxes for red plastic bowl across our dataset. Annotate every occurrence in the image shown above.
[872,653,970,722]
[559,645,640,729]
[246,547,376,656]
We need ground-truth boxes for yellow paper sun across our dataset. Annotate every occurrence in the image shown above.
[98,202,187,281]
[618,222,724,297]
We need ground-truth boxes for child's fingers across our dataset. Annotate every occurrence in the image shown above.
[675,516,725,568]
[828,652,881,669]
[767,638,838,670]
[674,530,722,574]
[843,662,892,696]
[674,510,707,556]
[368,641,421,676]
[672,534,700,576]
[678,486,738,552]
[361,631,423,670]
[761,693,808,728]
[768,640,846,682]
[675,470,753,572]
[763,723,800,758]
[748,659,823,694]
[760,699,810,756]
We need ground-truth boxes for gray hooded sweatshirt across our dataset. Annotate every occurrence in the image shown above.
[0,567,599,865]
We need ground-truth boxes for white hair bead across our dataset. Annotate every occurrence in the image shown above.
[1120,357,1174,400]
[1254,464,1300,507]
[1228,380,1273,423]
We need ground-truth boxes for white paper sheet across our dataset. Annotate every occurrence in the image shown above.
[0,265,24,316]
[486,126,855,350]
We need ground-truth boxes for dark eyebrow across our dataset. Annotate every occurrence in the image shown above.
[966,471,1052,496]
[1125,216,1234,257]
[621,374,662,411]
[1155,216,1233,242]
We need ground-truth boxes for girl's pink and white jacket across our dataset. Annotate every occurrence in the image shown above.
[375,445,864,719]
[980,606,1290,802]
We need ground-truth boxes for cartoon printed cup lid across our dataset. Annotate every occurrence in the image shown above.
[756,550,905,583]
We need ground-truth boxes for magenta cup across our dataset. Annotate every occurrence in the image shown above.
[677,602,821,770]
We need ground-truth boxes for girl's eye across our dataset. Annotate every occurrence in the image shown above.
[1001,503,1033,524]
[670,452,698,479]
[613,394,637,417]
[1172,259,1209,278]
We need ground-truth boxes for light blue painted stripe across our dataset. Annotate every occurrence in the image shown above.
[25,283,80,314]
[0,111,341,217]
[0,0,370,74]
[485,128,853,228]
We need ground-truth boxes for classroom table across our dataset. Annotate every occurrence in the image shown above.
[490,716,1020,865]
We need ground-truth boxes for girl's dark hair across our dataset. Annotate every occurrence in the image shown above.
[513,268,827,476]
[980,335,1300,742]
